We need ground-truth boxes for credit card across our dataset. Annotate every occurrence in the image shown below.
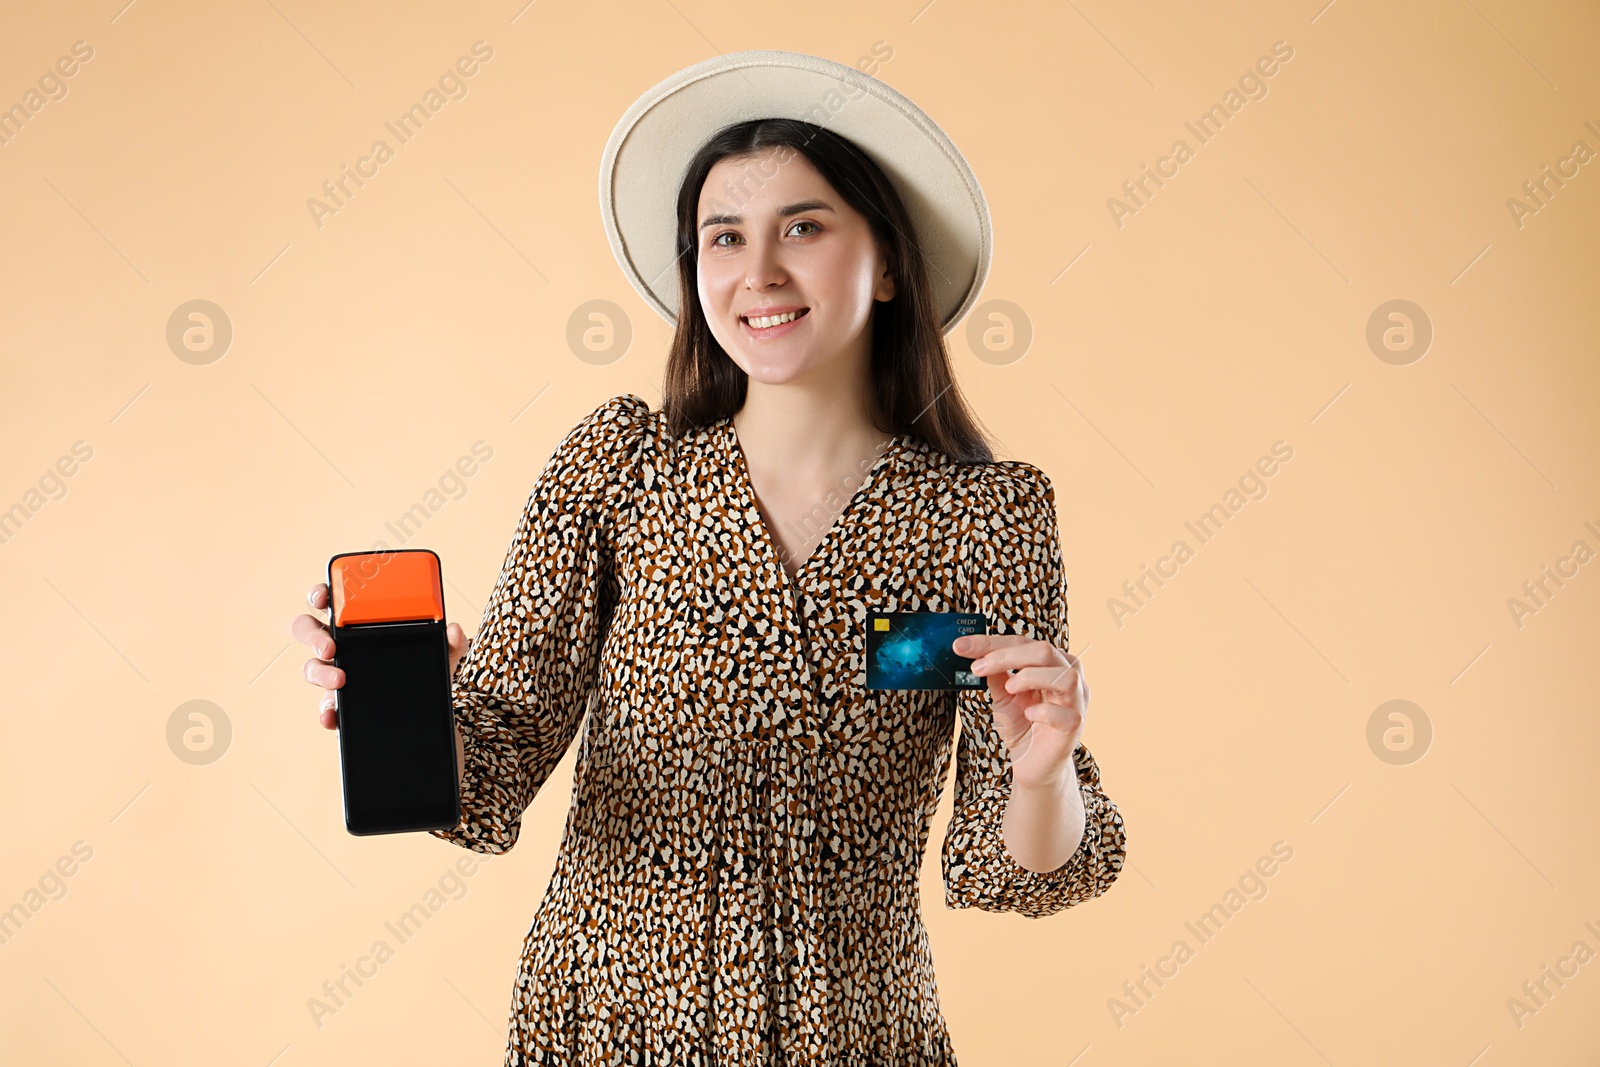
[865,611,988,690]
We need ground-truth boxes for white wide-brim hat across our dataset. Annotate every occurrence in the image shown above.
[598,49,992,336]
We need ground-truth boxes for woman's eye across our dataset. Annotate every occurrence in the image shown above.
[709,221,819,249]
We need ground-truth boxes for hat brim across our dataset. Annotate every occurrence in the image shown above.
[599,49,992,336]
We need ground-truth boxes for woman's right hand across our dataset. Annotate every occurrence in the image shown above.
[291,582,472,733]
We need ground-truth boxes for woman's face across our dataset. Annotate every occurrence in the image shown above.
[695,148,896,389]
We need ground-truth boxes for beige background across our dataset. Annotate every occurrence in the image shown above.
[2,0,1597,1063]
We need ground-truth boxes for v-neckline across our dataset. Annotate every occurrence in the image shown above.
[719,416,906,592]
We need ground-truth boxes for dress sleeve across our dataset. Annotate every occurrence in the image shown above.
[428,393,648,854]
[942,461,1128,916]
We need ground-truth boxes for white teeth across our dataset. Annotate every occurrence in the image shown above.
[745,310,802,329]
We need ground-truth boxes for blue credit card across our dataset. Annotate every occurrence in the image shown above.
[865,611,988,690]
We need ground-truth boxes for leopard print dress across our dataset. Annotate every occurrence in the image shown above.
[429,392,1127,1065]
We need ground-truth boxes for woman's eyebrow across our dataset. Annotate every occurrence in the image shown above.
[699,199,836,230]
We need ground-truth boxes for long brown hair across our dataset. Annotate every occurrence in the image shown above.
[659,118,993,464]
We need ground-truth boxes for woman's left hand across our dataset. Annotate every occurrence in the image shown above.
[954,634,1087,794]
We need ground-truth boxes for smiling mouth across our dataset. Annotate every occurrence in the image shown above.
[741,308,810,329]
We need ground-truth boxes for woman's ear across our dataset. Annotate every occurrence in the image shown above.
[874,256,897,303]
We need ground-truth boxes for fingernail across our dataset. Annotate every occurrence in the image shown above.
[954,636,971,653]
[970,657,988,672]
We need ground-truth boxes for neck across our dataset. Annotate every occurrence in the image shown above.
[732,376,890,480]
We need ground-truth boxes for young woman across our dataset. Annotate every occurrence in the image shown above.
[293,52,1126,1065]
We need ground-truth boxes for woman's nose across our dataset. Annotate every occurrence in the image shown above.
[744,238,787,290]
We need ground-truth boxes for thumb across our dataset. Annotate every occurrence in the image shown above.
[447,623,472,665]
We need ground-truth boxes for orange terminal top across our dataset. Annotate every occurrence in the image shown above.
[330,550,444,627]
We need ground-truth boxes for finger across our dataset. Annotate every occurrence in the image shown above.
[1022,701,1083,734]
[986,697,1032,749]
[985,668,1028,714]
[1003,663,1080,697]
[307,583,328,609]
[289,613,333,655]
[303,658,345,690]
[953,632,1029,658]
[981,641,1073,677]
[318,693,339,730]
[966,638,1059,676]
